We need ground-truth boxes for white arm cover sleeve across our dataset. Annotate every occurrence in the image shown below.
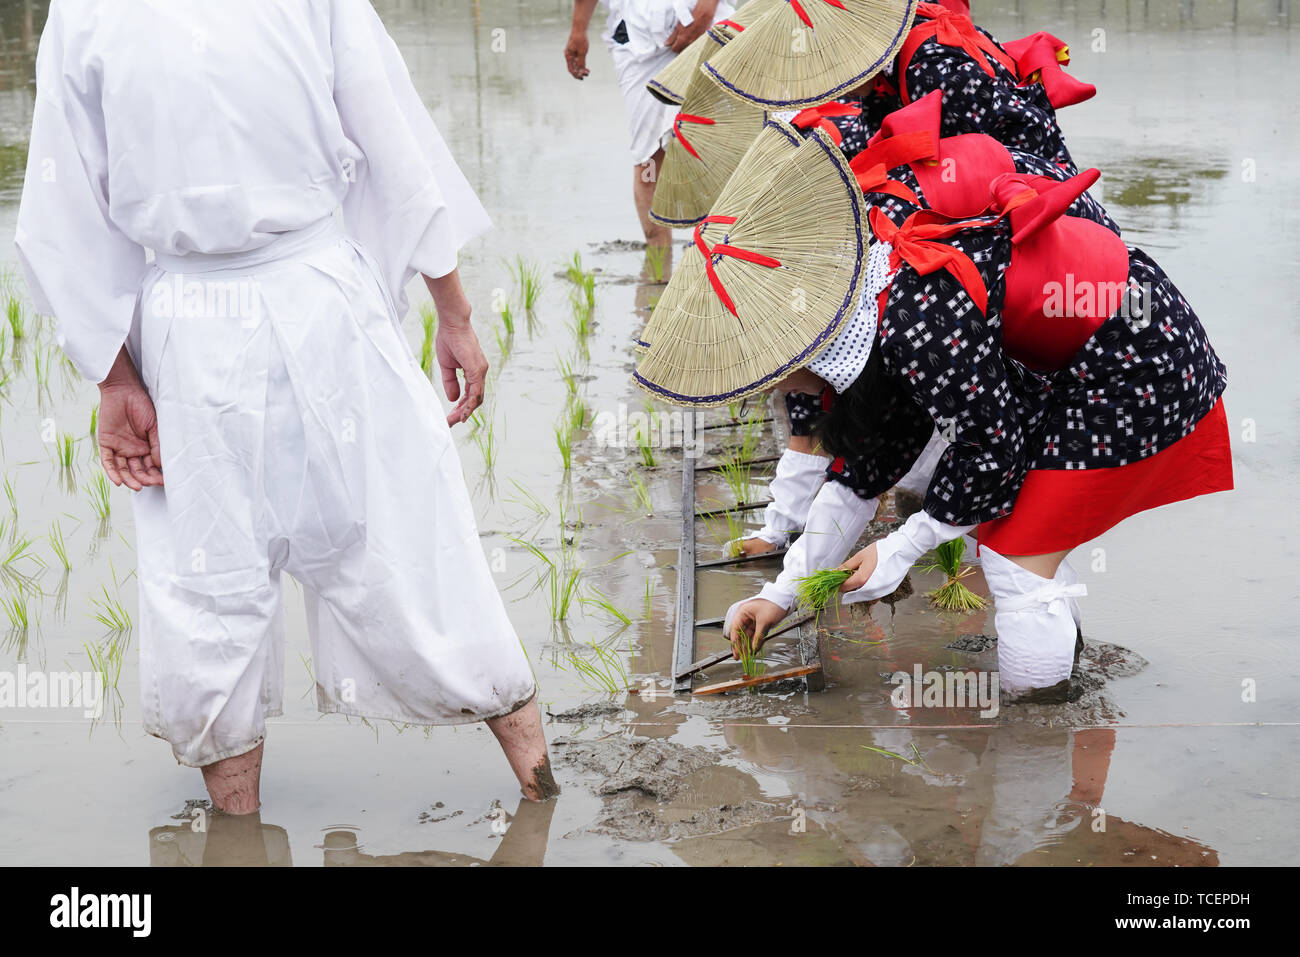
[749,448,830,547]
[756,481,879,611]
[840,510,974,605]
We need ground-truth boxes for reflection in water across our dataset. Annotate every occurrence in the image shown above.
[1103,154,1230,215]
[148,797,554,866]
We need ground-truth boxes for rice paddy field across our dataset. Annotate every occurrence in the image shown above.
[0,0,1297,866]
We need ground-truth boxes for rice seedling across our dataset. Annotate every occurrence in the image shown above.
[794,568,852,618]
[564,251,585,285]
[88,403,99,445]
[717,453,752,506]
[1,534,43,571]
[564,642,630,694]
[580,585,632,626]
[48,520,70,571]
[568,397,588,434]
[556,353,579,397]
[57,432,76,469]
[629,469,653,516]
[734,627,764,679]
[505,479,550,522]
[644,244,667,284]
[633,420,656,467]
[554,421,574,472]
[84,638,123,691]
[3,473,16,518]
[90,584,132,633]
[512,538,583,621]
[3,590,29,631]
[88,471,112,524]
[472,415,497,473]
[418,304,437,379]
[493,323,513,360]
[643,576,656,619]
[6,295,24,341]
[511,255,543,312]
[580,271,596,311]
[726,400,743,423]
[497,299,515,336]
[918,538,987,613]
[702,502,746,557]
[569,289,594,346]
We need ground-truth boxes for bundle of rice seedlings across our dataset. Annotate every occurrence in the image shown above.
[734,627,764,679]
[794,567,851,616]
[919,538,987,613]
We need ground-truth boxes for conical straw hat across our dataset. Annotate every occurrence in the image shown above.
[635,120,869,407]
[707,0,787,42]
[649,47,768,227]
[704,0,919,109]
[647,30,716,105]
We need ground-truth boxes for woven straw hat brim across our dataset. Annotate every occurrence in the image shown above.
[707,0,788,42]
[647,31,718,106]
[704,0,920,109]
[635,122,869,407]
[649,63,768,227]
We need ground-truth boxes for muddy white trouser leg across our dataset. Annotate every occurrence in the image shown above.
[743,448,830,548]
[981,547,1087,694]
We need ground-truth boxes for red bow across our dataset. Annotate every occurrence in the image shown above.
[1002,32,1096,109]
[868,207,991,314]
[912,3,1017,79]
[790,102,861,146]
[693,215,783,319]
[788,0,847,30]
[673,113,715,160]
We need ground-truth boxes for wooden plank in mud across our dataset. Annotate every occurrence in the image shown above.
[672,410,697,694]
[796,617,827,693]
[693,664,821,696]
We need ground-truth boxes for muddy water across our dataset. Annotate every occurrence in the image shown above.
[0,0,1296,866]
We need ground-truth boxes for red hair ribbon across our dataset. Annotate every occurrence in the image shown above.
[848,131,933,204]
[673,113,715,160]
[693,215,783,318]
[1002,32,1096,108]
[868,206,993,315]
[790,102,861,146]
[788,0,847,30]
[899,4,1018,100]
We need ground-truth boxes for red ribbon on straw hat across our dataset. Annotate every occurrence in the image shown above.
[790,102,861,146]
[693,215,783,318]
[673,113,715,160]
[788,0,847,30]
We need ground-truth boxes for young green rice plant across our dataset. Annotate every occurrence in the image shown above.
[497,298,515,336]
[702,501,746,558]
[88,470,112,524]
[918,538,987,613]
[794,568,852,619]
[643,576,656,620]
[629,469,653,516]
[643,243,667,284]
[90,584,132,633]
[565,641,630,694]
[505,479,550,523]
[734,627,764,679]
[569,289,594,347]
[861,742,935,774]
[555,353,579,398]
[580,584,632,626]
[418,304,437,379]
[57,431,76,471]
[554,419,574,472]
[580,271,596,311]
[512,538,583,621]
[493,323,513,360]
[88,403,99,449]
[48,520,70,572]
[568,397,588,434]
[717,453,752,507]
[6,295,24,342]
[564,250,585,286]
[511,255,543,312]
[472,415,497,473]
[1,534,42,572]
[632,420,656,467]
[3,589,29,632]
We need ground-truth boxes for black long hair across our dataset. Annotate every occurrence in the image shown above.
[810,343,890,461]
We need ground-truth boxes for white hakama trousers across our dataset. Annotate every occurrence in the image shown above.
[981,547,1086,694]
[608,40,677,166]
[132,220,536,767]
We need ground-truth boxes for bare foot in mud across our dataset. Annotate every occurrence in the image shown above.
[200,742,263,815]
[487,696,561,802]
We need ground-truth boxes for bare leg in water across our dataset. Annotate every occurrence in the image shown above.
[634,148,672,249]
[201,695,558,814]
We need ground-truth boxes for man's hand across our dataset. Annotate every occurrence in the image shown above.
[97,348,163,491]
[839,542,880,593]
[665,0,719,52]
[724,598,787,659]
[435,319,488,426]
[564,31,590,79]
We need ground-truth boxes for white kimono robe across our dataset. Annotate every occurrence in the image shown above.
[15,0,536,767]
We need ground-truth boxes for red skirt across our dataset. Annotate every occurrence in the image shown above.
[976,398,1233,555]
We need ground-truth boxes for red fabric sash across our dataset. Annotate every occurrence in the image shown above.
[673,112,715,160]
[693,215,783,318]
[790,102,861,147]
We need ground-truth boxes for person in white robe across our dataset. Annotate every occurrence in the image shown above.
[15,0,557,811]
[564,0,733,248]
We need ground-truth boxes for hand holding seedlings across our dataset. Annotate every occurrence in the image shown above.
[723,597,786,659]
[97,346,163,491]
[838,542,880,593]
[794,567,853,616]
